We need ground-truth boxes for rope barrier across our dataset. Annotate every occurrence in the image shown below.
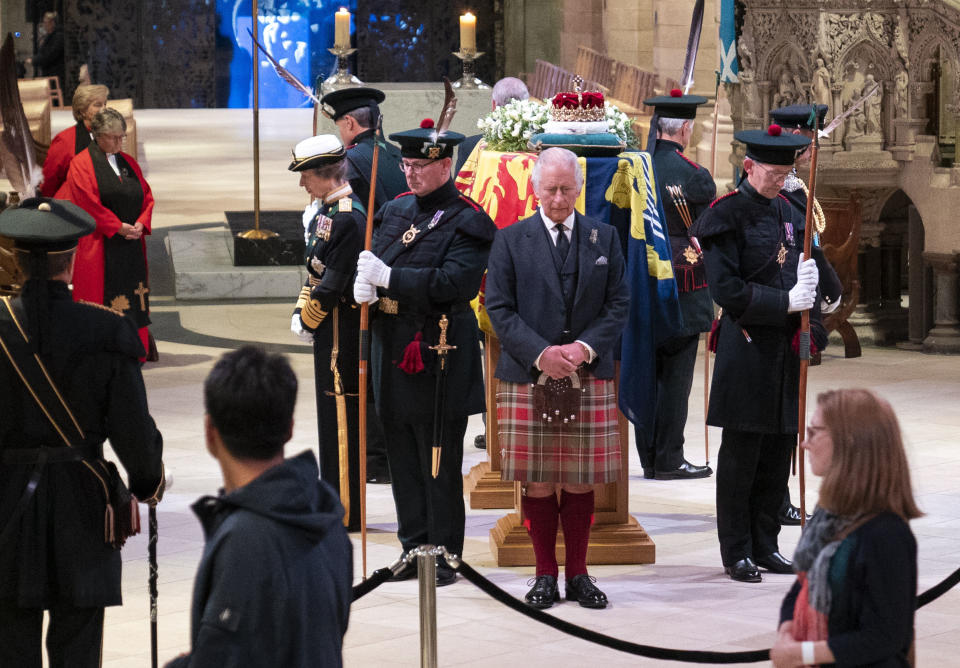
[354,554,960,664]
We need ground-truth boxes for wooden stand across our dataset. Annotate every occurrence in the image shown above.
[463,335,515,509]
[489,365,656,566]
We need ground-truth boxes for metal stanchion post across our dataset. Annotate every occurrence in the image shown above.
[417,546,438,668]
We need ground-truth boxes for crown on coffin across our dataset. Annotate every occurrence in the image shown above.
[550,75,606,122]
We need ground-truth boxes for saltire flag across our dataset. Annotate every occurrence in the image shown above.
[719,0,739,83]
[607,153,682,431]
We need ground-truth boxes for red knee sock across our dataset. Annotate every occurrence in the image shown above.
[559,490,594,580]
[522,494,559,577]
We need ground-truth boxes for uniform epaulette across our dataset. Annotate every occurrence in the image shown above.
[459,194,481,211]
[394,190,415,200]
[78,300,124,317]
[675,149,701,170]
[709,189,739,208]
[337,196,353,213]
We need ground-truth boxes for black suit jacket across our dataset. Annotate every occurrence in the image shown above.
[485,211,630,383]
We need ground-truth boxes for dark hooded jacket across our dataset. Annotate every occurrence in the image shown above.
[165,450,351,668]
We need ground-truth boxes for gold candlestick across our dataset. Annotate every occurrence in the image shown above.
[452,49,489,90]
[321,46,363,95]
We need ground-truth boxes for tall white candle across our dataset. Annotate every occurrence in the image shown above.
[335,7,351,48]
[460,12,476,52]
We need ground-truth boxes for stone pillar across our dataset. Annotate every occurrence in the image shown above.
[922,252,960,353]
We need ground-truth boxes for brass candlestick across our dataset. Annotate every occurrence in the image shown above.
[322,46,363,95]
[452,49,489,90]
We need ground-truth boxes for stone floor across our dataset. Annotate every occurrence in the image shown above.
[40,110,960,666]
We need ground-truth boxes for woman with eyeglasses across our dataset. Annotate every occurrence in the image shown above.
[770,389,922,667]
[64,107,155,360]
[41,84,109,197]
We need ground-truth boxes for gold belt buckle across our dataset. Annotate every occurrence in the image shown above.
[380,296,399,314]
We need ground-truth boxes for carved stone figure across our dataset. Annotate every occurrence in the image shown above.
[813,58,832,107]
[865,74,883,135]
[895,69,909,117]
[774,71,797,108]
[846,86,867,142]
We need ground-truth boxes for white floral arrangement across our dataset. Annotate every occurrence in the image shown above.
[605,104,639,147]
[477,98,639,152]
[477,98,550,152]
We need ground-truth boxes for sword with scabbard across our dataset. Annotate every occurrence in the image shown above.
[429,314,456,478]
[329,306,351,527]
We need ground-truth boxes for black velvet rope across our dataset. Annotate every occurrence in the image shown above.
[917,566,960,609]
[351,567,393,601]
[455,561,769,664]
[352,558,960,663]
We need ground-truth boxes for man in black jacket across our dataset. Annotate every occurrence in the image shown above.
[166,346,352,668]
[353,121,496,586]
[0,198,164,668]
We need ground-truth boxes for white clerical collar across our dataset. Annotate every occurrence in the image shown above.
[539,208,574,234]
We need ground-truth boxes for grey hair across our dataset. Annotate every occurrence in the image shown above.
[492,77,530,107]
[344,106,373,128]
[90,108,126,137]
[531,147,584,191]
[311,159,348,182]
[657,117,691,137]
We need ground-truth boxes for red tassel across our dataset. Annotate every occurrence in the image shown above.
[791,328,820,356]
[398,332,425,374]
[708,318,720,352]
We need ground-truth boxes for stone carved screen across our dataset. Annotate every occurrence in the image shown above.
[355,1,503,84]
[63,0,215,108]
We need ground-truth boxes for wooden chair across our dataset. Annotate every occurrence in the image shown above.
[608,63,659,116]
[13,79,52,146]
[819,193,863,358]
[45,76,64,107]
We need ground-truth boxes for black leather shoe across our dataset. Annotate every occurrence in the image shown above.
[474,434,486,449]
[724,558,762,583]
[436,565,457,587]
[642,469,655,480]
[564,574,608,608]
[390,555,418,582]
[524,575,560,609]
[756,551,793,574]
[654,461,713,480]
[778,505,810,526]
[367,468,392,484]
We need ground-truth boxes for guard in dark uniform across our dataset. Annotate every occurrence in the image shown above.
[0,198,164,668]
[768,103,844,526]
[320,87,407,212]
[353,121,496,586]
[639,90,716,480]
[289,135,370,531]
[690,127,824,583]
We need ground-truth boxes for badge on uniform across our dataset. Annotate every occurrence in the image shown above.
[310,257,326,277]
[317,214,333,242]
[401,224,420,245]
[784,221,794,245]
[589,228,598,244]
[338,197,352,213]
[427,210,444,229]
[683,246,700,265]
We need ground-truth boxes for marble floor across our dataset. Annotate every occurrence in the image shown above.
[36,110,960,666]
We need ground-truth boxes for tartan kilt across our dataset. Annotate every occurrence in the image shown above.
[497,371,621,484]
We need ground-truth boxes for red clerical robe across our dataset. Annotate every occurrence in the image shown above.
[65,147,154,355]
[41,123,91,197]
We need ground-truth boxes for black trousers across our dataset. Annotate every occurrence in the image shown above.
[383,417,467,557]
[0,601,103,668]
[716,428,794,566]
[634,333,700,472]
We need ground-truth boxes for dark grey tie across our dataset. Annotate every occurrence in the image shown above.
[554,223,569,259]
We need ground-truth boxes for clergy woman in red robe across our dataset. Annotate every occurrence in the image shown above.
[41,84,108,197]
[64,107,154,357]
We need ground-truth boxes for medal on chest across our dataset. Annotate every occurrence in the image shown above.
[401,224,420,245]
[777,243,787,267]
[427,209,444,230]
[316,214,333,242]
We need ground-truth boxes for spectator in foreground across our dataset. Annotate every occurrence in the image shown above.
[166,346,352,668]
[771,388,922,667]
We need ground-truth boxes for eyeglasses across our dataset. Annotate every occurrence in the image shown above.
[101,134,126,142]
[753,163,793,182]
[400,160,439,174]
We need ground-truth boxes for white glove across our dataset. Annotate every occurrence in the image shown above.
[353,277,378,304]
[788,283,816,313]
[291,314,313,343]
[357,250,392,288]
[796,253,819,288]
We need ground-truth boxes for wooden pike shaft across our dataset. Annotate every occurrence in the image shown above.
[358,117,382,579]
